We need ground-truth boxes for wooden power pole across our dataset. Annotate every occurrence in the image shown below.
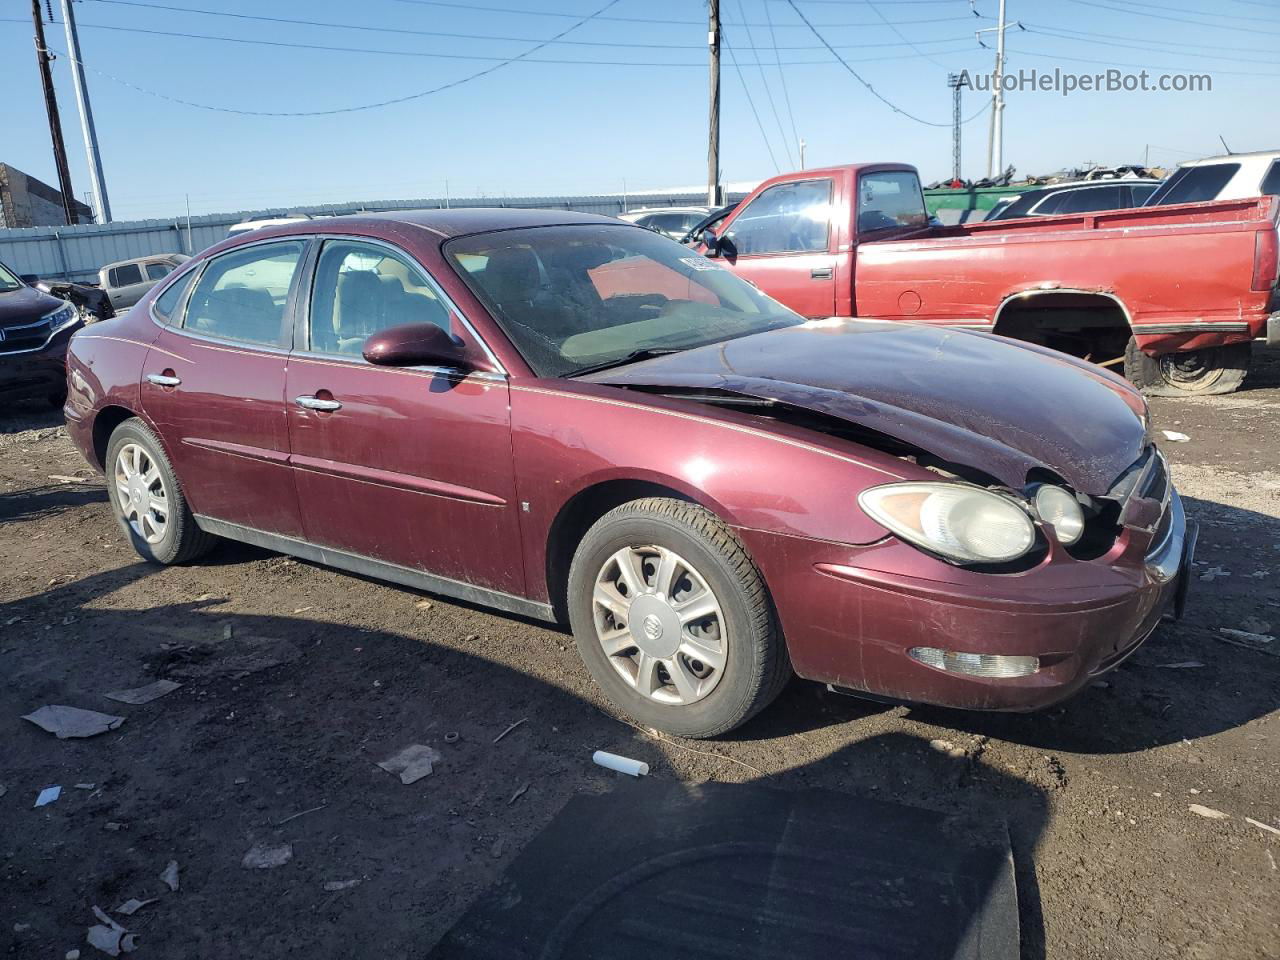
[30,0,77,225]
[707,0,722,207]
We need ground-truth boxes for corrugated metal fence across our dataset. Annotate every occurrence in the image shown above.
[0,192,743,283]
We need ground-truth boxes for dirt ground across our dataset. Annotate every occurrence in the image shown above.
[2,352,1278,960]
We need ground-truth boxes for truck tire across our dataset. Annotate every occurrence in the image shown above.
[106,418,218,565]
[567,497,791,739]
[1124,338,1250,397]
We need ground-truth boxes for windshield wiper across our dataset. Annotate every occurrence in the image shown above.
[568,348,683,378]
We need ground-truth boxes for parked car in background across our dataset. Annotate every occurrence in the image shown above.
[679,203,740,245]
[0,258,84,407]
[620,206,710,240]
[226,214,317,238]
[100,254,189,312]
[64,210,1191,737]
[697,163,1279,395]
[1145,150,1280,206]
[985,179,1160,221]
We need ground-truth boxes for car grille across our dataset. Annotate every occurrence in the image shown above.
[0,316,56,354]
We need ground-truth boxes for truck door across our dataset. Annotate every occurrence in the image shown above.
[715,177,837,318]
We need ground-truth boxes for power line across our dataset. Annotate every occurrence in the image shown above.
[1021,21,1276,55]
[733,0,794,167]
[863,0,952,69]
[762,0,802,160]
[1005,45,1280,78]
[781,0,986,128]
[1065,0,1280,35]
[1022,25,1280,62]
[1096,0,1280,23]
[723,35,781,174]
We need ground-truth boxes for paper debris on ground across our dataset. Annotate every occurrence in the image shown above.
[23,705,125,739]
[323,879,362,892]
[241,842,293,869]
[113,899,156,917]
[103,679,181,705]
[1161,430,1190,442]
[377,744,442,785]
[1189,804,1229,820]
[158,860,180,892]
[86,905,136,957]
[1199,566,1231,582]
[35,786,61,807]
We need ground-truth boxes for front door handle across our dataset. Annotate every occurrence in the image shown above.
[294,395,342,412]
[146,373,181,387]
[810,267,833,280]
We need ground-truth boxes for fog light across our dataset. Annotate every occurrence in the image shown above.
[909,647,1040,678]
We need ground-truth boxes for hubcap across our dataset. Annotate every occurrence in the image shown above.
[591,545,727,706]
[113,443,169,544]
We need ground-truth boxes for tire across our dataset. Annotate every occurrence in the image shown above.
[566,497,790,738]
[1124,338,1250,396]
[105,418,217,565]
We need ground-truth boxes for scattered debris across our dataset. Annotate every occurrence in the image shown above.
[48,474,86,483]
[1268,850,1277,872]
[291,607,313,615]
[492,718,527,744]
[67,950,81,960]
[113,899,156,917]
[592,750,649,777]
[929,738,968,758]
[242,842,294,869]
[322,879,362,892]
[1241,617,1273,634]
[1216,628,1277,656]
[35,786,62,807]
[1160,430,1190,442]
[1199,566,1231,582]
[444,731,459,744]
[23,705,125,739]
[104,822,125,832]
[13,922,31,933]
[464,634,479,642]
[415,600,433,610]
[159,860,180,892]
[1090,680,1110,689]
[166,633,302,679]
[0,783,6,798]
[275,802,327,826]
[377,744,442,785]
[508,781,530,806]
[86,906,136,956]
[1189,804,1229,820]
[1157,661,1205,669]
[491,838,505,859]
[1245,816,1280,838]
[103,679,181,705]
[222,623,234,640]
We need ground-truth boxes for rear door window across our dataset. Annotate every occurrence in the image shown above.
[110,263,143,287]
[1056,185,1124,214]
[181,241,305,347]
[152,269,196,324]
[725,179,832,255]
[857,171,928,233]
[1146,164,1240,205]
[1260,161,1280,197]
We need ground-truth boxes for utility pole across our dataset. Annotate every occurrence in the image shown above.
[707,0,722,207]
[31,0,77,225]
[798,138,806,170]
[976,0,1020,178]
[60,0,111,223]
[947,74,963,182]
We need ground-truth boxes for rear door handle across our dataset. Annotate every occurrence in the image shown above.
[810,267,833,280]
[294,395,342,412]
[146,373,181,387]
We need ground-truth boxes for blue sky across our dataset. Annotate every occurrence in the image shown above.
[2,0,1274,222]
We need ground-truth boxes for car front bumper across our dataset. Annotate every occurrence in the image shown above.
[739,488,1194,713]
[0,324,79,402]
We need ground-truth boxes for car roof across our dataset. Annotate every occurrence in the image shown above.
[250,207,632,241]
[1181,150,1280,166]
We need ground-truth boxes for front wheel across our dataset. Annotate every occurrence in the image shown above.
[567,497,790,739]
[1124,338,1251,396]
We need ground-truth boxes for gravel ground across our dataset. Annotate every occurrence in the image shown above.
[1,352,1278,959]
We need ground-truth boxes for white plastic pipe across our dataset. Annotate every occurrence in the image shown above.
[592,750,649,777]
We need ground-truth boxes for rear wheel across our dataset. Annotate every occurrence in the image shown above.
[105,418,217,565]
[567,497,790,738]
[1124,339,1250,396]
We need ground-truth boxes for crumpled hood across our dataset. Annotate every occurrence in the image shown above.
[585,320,1149,494]
[0,285,65,327]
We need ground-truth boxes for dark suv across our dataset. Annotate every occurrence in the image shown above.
[0,258,83,407]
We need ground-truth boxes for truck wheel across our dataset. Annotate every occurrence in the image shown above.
[566,497,791,739]
[105,418,217,565]
[1124,338,1250,396]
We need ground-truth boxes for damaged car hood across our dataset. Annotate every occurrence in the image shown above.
[583,320,1149,493]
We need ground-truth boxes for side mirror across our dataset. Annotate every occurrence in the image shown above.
[363,323,473,370]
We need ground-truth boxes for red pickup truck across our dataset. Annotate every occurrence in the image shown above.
[699,163,1280,395]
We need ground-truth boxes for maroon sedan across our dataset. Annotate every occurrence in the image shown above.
[64,210,1193,737]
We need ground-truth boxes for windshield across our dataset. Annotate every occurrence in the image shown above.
[445,224,802,377]
[0,261,22,293]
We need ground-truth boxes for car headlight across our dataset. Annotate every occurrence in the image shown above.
[858,481,1035,564]
[42,303,78,330]
[1033,485,1085,546]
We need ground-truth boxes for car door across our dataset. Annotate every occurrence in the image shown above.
[717,178,837,318]
[107,262,151,310]
[285,237,524,594]
[141,238,308,538]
